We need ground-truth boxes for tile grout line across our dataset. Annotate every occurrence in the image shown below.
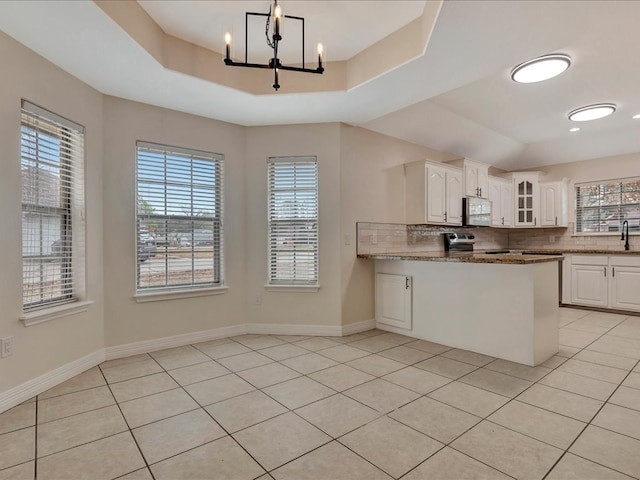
[99,356,159,480]
[540,356,640,480]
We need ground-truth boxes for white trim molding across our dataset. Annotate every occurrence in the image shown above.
[246,322,341,336]
[104,324,246,360]
[342,318,376,336]
[0,349,105,414]
[20,300,94,327]
[134,286,229,303]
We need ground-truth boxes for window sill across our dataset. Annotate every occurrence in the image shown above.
[134,286,228,303]
[20,300,94,327]
[264,284,321,293]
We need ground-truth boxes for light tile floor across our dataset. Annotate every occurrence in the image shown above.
[1,308,640,479]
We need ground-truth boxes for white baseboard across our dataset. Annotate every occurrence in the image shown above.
[342,318,376,335]
[0,319,377,414]
[0,349,105,414]
[104,324,247,361]
[246,322,343,336]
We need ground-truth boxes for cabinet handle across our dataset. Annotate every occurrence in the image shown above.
[613,267,615,277]
[501,217,504,225]
[604,267,607,277]
[555,216,558,226]
[444,211,447,222]
[479,187,482,197]
[406,277,410,290]
[534,217,537,226]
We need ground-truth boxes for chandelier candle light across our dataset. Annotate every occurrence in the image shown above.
[224,0,324,91]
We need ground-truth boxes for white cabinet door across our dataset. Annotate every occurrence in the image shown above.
[540,183,559,226]
[477,166,489,199]
[488,177,513,227]
[540,181,568,227]
[446,168,463,225]
[571,265,608,307]
[501,182,513,227]
[610,266,640,312]
[461,160,489,198]
[376,273,412,330]
[426,165,447,223]
[464,163,479,198]
[489,180,502,226]
[514,175,539,227]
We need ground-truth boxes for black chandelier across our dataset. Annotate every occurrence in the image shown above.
[224,0,324,91]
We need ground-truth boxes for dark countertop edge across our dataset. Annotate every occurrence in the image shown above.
[508,249,639,255]
[357,253,563,265]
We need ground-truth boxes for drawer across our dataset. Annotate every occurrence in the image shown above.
[610,256,640,267]
[571,255,608,266]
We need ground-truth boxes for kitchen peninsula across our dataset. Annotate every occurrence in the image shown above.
[360,251,563,366]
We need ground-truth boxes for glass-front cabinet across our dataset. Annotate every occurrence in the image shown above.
[513,173,539,227]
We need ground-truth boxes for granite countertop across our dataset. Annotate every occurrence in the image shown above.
[357,251,564,264]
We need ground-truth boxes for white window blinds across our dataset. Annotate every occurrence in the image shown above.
[575,177,640,234]
[136,142,224,292]
[21,101,85,310]
[268,157,318,285]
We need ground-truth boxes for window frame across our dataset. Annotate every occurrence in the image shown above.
[135,141,225,296]
[267,156,319,288]
[20,101,86,313]
[574,176,640,236]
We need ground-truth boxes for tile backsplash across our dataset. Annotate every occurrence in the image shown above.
[357,222,637,255]
[508,222,638,252]
[356,222,508,254]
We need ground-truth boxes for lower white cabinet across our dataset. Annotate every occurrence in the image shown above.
[571,264,608,307]
[610,262,640,311]
[565,255,640,312]
[375,273,412,330]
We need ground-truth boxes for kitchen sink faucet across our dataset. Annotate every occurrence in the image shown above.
[621,220,630,250]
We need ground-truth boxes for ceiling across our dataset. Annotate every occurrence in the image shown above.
[1,1,639,171]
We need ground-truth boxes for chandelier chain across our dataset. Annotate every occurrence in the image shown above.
[265,5,275,49]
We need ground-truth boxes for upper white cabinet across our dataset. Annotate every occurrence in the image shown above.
[502,172,540,227]
[405,160,463,225]
[488,176,513,227]
[447,159,489,198]
[540,180,569,227]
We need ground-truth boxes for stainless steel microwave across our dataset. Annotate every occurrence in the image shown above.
[462,197,491,226]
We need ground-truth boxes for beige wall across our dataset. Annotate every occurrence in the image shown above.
[102,97,247,347]
[244,124,343,327]
[0,32,104,393]
[339,126,456,325]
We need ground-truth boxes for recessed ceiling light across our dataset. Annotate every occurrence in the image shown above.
[633,114,640,119]
[569,127,580,132]
[511,54,572,83]
[568,103,616,122]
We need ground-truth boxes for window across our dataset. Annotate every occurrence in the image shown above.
[576,177,640,234]
[21,101,85,310]
[136,142,224,293]
[267,157,318,285]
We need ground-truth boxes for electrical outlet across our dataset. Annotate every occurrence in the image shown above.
[1,337,14,358]
[344,234,352,246]
[254,295,262,305]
